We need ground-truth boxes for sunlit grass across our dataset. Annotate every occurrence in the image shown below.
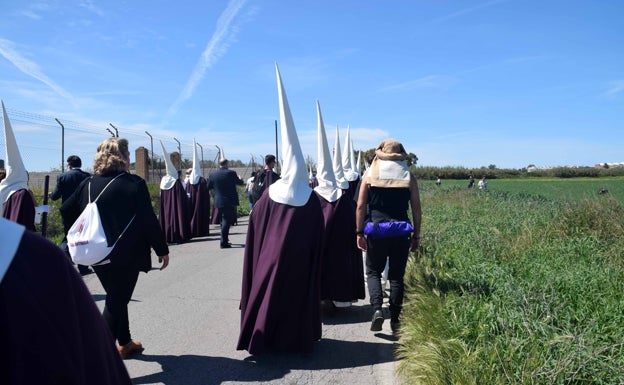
[398,182,624,384]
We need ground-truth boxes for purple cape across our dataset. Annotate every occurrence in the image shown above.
[317,193,365,302]
[1,189,36,231]
[237,193,324,355]
[186,177,211,237]
[343,179,360,201]
[0,228,131,385]
[159,179,191,244]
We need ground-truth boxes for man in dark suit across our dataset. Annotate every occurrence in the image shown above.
[50,155,91,274]
[207,158,244,248]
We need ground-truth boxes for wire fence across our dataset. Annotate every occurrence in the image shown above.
[0,107,262,189]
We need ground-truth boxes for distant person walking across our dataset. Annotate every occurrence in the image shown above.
[245,171,256,211]
[468,174,475,189]
[208,158,245,248]
[478,176,488,190]
[251,154,280,204]
[50,155,92,275]
[61,137,170,360]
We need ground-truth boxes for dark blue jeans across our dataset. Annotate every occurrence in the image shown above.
[219,206,237,246]
[365,234,410,322]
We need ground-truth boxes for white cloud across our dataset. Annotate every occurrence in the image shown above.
[604,80,624,98]
[0,38,76,106]
[163,0,249,123]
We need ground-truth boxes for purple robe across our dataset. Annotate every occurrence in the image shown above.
[159,179,191,244]
[0,226,131,385]
[317,193,365,302]
[1,189,36,231]
[186,177,211,237]
[237,193,324,355]
[344,179,360,201]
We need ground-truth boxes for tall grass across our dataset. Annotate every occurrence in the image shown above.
[397,184,624,384]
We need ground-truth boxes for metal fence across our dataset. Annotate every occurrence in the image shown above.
[0,107,249,189]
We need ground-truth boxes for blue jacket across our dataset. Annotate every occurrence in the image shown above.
[207,167,244,208]
[50,168,91,203]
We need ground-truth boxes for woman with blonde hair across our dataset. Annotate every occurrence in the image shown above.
[61,137,169,359]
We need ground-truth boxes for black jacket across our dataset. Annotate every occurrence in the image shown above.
[60,171,168,272]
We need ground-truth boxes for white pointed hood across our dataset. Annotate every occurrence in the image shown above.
[342,125,359,182]
[313,100,341,202]
[268,64,312,207]
[0,101,29,208]
[355,150,362,175]
[332,125,349,189]
[189,138,202,185]
[159,140,178,190]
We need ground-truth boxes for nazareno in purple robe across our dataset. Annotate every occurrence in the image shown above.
[343,178,360,201]
[317,192,365,302]
[159,179,192,244]
[0,224,131,385]
[1,189,36,232]
[237,192,324,355]
[186,177,211,237]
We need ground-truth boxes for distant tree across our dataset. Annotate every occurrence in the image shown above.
[488,164,497,170]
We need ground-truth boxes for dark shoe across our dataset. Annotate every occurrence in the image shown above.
[370,310,384,332]
[78,265,93,275]
[118,340,143,359]
[220,243,232,249]
[391,321,401,335]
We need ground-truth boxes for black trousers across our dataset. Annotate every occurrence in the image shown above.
[93,263,140,346]
[219,206,236,246]
[365,235,410,322]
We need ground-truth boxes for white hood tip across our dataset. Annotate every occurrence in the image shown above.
[189,138,202,185]
[159,140,178,190]
[0,101,29,206]
[332,125,350,190]
[268,64,313,207]
[313,99,341,202]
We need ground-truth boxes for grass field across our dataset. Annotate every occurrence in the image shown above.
[397,178,624,384]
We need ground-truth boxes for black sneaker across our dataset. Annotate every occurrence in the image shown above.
[370,310,384,331]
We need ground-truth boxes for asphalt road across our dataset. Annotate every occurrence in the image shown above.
[82,216,400,385]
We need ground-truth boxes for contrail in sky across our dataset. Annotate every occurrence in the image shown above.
[0,37,75,103]
[431,0,509,24]
[163,0,247,124]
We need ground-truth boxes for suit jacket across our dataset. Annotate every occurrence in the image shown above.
[60,171,168,272]
[50,168,91,202]
[207,167,244,208]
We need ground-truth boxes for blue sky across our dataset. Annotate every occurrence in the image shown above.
[1,0,622,172]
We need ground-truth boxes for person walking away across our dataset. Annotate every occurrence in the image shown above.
[246,171,256,211]
[60,137,170,359]
[355,138,421,334]
[0,101,37,231]
[237,64,324,354]
[50,155,92,275]
[207,158,245,248]
[251,154,280,204]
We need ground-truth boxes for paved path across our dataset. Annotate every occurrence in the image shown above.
[82,216,400,385]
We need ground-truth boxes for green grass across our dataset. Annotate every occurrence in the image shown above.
[397,180,624,384]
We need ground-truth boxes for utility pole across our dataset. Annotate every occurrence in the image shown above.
[145,131,154,182]
[174,137,182,170]
[196,143,204,176]
[109,123,119,137]
[55,118,64,171]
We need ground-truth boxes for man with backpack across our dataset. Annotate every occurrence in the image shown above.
[251,154,280,204]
